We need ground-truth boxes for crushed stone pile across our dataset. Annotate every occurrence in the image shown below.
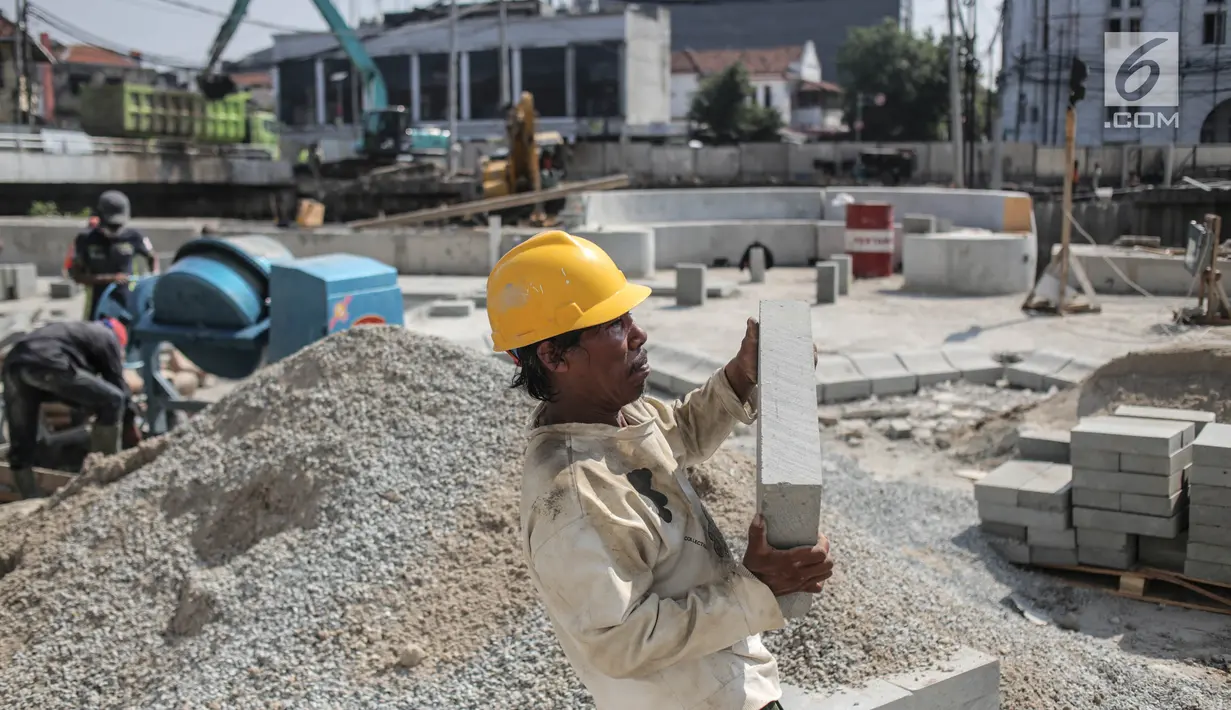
[0,327,538,709]
[1079,342,1231,421]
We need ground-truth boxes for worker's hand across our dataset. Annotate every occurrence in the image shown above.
[724,318,759,400]
[743,514,834,597]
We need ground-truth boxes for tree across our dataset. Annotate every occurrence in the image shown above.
[836,19,951,141]
[687,63,784,144]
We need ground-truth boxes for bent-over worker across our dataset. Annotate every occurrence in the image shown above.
[2,319,135,499]
[486,231,834,710]
[69,190,158,320]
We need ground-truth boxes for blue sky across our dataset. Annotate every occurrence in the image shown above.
[25,0,1001,70]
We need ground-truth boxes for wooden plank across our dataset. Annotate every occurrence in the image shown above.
[347,174,630,229]
[0,464,73,493]
[1033,562,1231,616]
[756,300,824,618]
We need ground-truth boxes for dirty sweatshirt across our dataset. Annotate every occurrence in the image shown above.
[520,367,787,710]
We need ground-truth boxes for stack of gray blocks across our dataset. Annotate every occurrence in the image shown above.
[0,263,37,301]
[814,346,1001,404]
[975,460,1074,565]
[675,264,707,307]
[748,247,767,284]
[1186,422,1231,584]
[1067,407,1205,570]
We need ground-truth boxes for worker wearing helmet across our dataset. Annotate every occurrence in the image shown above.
[1,318,137,499]
[487,231,833,710]
[68,190,159,321]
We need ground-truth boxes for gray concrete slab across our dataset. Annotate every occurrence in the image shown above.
[1114,405,1216,435]
[990,537,1031,564]
[1070,448,1119,470]
[675,264,707,307]
[977,502,1071,530]
[980,521,1027,541]
[894,349,960,387]
[1027,527,1076,549]
[1077,546,1137,570]
[1071,467,1184,497]
[1069,416,1192,457]
[1184,559,1231,585]
[1118,447,1192,475]
[940,346,1004,385]
[1017,464,1073,512]
[1191,484,1231,508]
[815,262,839,305]
[974,460,1051,507]
[1193,423,1231,468]
[638,280,739,299]
[814,354,872,403]
[426,299,475,318]
[847,351,918,396]
[756,300,824,619]
[1120,489,1186,518]
[1190,504,1231,529]
[1076,529,1135,551]
[1072,487,1121,511]
[1189,465,1231,488]
[881,647,1000,710]
[1189,524,1228,545]
[1017,428,1071,464]
[827,254,852,296]
[1073,507,1187,538]
[1005,350,1073,390]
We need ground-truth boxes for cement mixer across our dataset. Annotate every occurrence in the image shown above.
[96,236,405,435]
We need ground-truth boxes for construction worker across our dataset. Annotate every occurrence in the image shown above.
[68,190,159,321]
[2,318,135,499]
[486,231,833,710]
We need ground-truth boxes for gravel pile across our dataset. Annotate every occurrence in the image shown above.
[0,327,540,709]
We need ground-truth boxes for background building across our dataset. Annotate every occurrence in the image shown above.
[1002,0,1231,146]
[271,2,671,141]
[0,12,55,125]
[670,42,843,134]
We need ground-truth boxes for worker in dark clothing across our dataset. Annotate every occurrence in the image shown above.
[68,191,158,320]
[2,319,134,499]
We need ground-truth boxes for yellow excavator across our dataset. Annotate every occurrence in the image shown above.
[479,92,566,224]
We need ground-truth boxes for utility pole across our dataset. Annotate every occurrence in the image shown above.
[1041,0,1051,145]
[992,0,1010,189]
[14,0,26,124]
[948,0,964,187]
[498,0,510,107]
[20,0,33,126]
[447,0,459,174]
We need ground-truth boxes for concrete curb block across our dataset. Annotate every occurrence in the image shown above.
[647,343,1101,404]
[781,646,1000,709]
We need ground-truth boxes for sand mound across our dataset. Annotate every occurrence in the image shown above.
[1078,342,1231,421]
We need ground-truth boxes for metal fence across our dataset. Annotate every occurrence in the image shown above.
[0,131,274,161]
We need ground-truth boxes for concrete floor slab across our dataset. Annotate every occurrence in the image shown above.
[1017,428,1071,463]
[815,354,872,403]
[847,352,918,396]
[894,349,960,387]
[1005,350,1073,390]
[1041,355,1105,390]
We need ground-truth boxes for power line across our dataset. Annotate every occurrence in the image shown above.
[28,2,202,69]
[135,0,314,33]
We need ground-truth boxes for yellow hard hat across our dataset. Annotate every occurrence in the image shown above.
[487,230,651,352]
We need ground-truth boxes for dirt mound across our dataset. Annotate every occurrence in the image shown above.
[1079,342,1231,421]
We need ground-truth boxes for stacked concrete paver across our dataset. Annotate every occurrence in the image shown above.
[975,460,1074,565]
[1186,422,1231,584]
[1068,414,1195,570]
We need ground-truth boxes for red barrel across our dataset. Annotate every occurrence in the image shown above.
[844,202,894,278]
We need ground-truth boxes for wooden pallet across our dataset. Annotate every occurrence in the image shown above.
[1033,562,1231,616]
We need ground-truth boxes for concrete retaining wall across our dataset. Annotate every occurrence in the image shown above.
[1065,243,1231,296]
[903,231,1037,296]
[580,188,824,224]
[499,227,656,279]
[0,217,495,277]
[0,153,293,186]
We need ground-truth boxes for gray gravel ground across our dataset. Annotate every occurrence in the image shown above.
[2,328,1228,710]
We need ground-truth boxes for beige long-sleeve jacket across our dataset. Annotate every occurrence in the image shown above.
[520,368,786,710]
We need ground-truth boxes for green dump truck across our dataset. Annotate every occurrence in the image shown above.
[79,83,279,158]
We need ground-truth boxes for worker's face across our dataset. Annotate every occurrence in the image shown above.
[542,312,650,408]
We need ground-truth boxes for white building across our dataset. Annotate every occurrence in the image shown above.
[669,41,844,134]
[1002,0,1231,146]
